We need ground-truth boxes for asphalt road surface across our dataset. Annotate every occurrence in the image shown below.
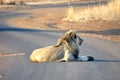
[0,1,120,80]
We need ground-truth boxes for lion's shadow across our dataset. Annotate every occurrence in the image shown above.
[59,59,120,63]
[67,59,120,62]
[93,59,120,62]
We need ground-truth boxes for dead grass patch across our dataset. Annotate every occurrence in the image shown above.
[63,0,120,22]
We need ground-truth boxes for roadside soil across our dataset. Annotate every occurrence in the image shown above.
[7,7,120,42]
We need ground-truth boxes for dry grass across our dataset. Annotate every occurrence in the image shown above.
[63,0,120,22]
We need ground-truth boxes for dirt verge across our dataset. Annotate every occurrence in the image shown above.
[8,7,120,42]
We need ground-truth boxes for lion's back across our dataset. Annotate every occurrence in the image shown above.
[30,46,63,62]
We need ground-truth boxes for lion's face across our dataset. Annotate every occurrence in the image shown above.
[74,34,83,46]
[55,30,83,59]
[66,30,83,47]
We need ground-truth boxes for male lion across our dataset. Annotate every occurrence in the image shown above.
[30,30,94,62]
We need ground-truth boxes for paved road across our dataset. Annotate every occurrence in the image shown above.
[0,1,120,80]
[26,0,108,8]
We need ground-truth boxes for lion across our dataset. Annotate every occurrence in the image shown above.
[30,30,94,62]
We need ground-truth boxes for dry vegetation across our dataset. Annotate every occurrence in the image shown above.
[63,0,120,22]
[0,0,25,5]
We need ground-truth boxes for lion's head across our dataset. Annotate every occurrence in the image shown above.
[55,30,83,59]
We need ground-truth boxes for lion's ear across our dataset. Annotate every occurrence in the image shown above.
[66,30,73,35]
[66,30,77,36]
[66,30,77,40]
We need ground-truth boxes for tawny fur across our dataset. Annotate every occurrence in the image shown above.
[30,30,83,62]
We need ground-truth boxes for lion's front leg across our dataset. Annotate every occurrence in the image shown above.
[57,50,75,62]
[57,59,67,62]
[77,55,94,61]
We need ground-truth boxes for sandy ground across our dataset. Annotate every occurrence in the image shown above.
[8,6,120,42]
